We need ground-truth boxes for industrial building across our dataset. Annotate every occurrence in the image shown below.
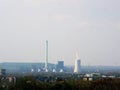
[56,61,64,72]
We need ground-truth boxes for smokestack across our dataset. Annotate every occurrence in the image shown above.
[45,40,48,72]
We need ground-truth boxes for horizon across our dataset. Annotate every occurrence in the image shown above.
[0,62,120,67]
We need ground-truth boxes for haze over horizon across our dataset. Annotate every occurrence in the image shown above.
[0,0,120,66]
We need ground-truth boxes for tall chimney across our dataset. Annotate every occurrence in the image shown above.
[45,40,48,72]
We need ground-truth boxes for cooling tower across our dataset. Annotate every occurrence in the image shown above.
[74,53,81,73]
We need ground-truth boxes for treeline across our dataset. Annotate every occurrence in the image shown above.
[1,76,120,90]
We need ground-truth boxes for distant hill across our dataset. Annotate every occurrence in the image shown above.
[0,62,55,73]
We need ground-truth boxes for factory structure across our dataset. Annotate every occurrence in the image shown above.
[41,41,81,73]
[43,40,64,73]
[39,41,81,73]
[30,40,66,73]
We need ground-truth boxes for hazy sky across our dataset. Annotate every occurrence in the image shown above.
[0,0,120,66]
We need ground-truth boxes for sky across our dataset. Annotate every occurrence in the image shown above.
[0,0,120,66]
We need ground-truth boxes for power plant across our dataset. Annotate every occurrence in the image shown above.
[0,39,82,73]
[74,53,81,73]
[43,41,81,73]
[41,41,81,73]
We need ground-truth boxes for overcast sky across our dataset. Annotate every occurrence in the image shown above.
[0,0,120,66]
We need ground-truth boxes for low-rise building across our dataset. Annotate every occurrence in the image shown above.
[0,69,6,76]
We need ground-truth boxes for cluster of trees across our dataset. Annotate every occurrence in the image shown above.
[0,76,120,90]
